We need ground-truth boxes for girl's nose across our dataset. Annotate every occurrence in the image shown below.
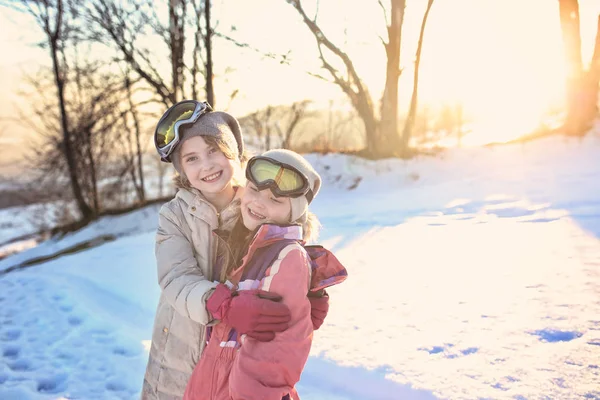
[252,196,268,211]
[199,159,213,171]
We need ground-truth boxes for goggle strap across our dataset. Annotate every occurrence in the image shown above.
[306,188,314,204]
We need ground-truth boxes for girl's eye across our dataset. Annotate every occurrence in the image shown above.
[271,197,282,204]
[208,147,217,155]
[249,185,258,192]
[186,156,197,163]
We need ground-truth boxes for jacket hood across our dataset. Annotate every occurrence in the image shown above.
[233,223,347,292]
[305,245,348,292]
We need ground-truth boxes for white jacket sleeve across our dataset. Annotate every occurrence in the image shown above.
[155,204,218,325]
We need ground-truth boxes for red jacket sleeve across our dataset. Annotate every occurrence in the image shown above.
[229,243,313,400]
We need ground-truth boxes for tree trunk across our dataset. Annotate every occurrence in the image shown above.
[84,126,100,212]
[125,75,146,203]
[401,0,434,153]
[156,156,167,198]
[357,100,379,156]
[558,0,592,135]
[285,0,408,159]
[264,106,272,150]
[191,1,203,100]
[204,0,215,106]
[169,0,185,102]
[50,0,93,220]
[581,14,600,125]
[378,0,406,157]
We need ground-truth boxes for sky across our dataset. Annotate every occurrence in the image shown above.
[0,0,599,168]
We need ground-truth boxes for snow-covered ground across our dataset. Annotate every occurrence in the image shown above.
[1,131,600,399]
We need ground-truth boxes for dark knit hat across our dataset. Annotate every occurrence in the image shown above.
[171,111,244,175]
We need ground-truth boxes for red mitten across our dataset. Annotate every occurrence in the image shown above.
[308,291,329,330]
[207,284,292,342]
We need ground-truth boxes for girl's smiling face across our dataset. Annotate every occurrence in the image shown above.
[179,136,236,201]
[241,182,292,231]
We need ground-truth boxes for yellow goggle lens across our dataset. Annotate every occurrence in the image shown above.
[251,160,304,192]
[156,104,196,148]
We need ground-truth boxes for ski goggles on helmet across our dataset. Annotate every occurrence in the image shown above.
[154,100,213,162]
[246,156,314,203]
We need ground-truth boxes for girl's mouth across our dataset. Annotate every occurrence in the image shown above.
[248,207,266,220]
[201,171,222,182]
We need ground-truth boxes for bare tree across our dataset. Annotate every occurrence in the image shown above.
[240,102,312,151]
[8,0,94,220]
[310,102,361,153]
[87,0,177,106]
[87,0,217,107]
[411,105,431,145]
[8,0,140,217]
[264,106,273,150]
[18,61,133,214]
[284,0,407,158]
[401,0,435,150]
[274,100,312,149]
[123,69,146,203]
[154,156,170,198]
[169,0,186,101]
[380,0,405,155]
[204,0,214,106]
[433,102,468,146]
[558,0,600,135]
[190,0,204,100]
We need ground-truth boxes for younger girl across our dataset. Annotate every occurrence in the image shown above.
[183,149,348,400]
[142,101,330,400]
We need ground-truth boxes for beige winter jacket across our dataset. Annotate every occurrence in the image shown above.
[141,186,241,400]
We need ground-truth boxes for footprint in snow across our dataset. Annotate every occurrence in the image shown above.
[36,373,68,394]
[68,315,84,326]
[52,293,66,302]
[106,379,127,392]
[8,359,33,372]
[59,304,74,312]
[55,351,77,365]
[113,345,141,357]
[1,329,22,342]
[2,345,20,359]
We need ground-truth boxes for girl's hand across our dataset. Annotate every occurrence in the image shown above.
[308,291,329,330]
[207,284,292,341]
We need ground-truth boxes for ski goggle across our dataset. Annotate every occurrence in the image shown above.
[154,100,213,162]
[246,156,314,203]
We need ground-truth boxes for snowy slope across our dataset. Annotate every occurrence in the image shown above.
[1,131,600,399]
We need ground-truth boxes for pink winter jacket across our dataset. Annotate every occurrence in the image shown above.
[183,224,347,400]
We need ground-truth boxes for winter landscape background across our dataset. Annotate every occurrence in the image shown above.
[2,0,600,398]
[1,129,600,399]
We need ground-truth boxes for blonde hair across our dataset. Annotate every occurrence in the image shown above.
[298,211,320,243]
[216,217,251,282]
